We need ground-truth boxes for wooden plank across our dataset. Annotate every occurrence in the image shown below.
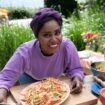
[10,84,29,104]
[10,75,98,105]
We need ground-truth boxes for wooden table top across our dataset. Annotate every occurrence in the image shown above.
[7,75,101,105]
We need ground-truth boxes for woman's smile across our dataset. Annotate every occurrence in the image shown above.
[49,44,58,48]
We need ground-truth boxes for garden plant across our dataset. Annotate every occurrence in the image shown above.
[0,0,105,69]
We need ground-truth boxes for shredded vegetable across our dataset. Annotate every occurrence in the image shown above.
[21,78,69,105]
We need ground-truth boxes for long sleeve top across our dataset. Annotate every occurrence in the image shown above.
[0,38,84,90]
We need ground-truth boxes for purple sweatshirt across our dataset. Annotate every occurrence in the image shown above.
[0,38,84,90]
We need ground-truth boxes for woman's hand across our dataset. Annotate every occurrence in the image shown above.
[80,59,92,71]
[0,88,8,104]
[94,76,105,87]
[70,76,83,94]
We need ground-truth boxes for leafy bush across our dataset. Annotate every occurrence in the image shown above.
[8,8,35,19]
[1,2,105,69]
[63,5,105,51]
[0,24,34,69]
[44,0,78,18]
[63,17,85,51]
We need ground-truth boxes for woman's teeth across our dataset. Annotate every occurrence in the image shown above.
[50,44,58,48]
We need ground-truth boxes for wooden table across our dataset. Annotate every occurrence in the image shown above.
[6,75,101,105]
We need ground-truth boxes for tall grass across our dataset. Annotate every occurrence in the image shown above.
[0,24,33,69]
[63,17,86,51]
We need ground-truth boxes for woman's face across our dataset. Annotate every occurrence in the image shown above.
[38,20,62,56]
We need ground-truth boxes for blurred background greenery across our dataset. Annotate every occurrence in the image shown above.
[0,0,105,69]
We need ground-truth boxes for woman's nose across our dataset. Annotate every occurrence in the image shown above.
[50,35,57,41]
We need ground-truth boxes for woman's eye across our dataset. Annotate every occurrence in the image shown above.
[43,34,51,38]
[55,30,61,36]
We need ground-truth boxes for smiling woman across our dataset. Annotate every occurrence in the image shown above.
[0,8,84,104]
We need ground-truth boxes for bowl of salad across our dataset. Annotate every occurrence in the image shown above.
[91,62,105,77]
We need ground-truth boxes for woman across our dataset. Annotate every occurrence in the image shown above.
[0,8,84,104]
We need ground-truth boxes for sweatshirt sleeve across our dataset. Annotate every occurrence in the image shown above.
[0,45,28,91]
[64,39,84,80]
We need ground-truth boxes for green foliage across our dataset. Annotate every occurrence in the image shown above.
[63,5,105,51]
[87,0,105,12]
[8,8,35,19]
[63,17,85,51]
[1,0,105,69]
[83,6,105,35]
[44,0,78,18]
[0,24,33,69]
